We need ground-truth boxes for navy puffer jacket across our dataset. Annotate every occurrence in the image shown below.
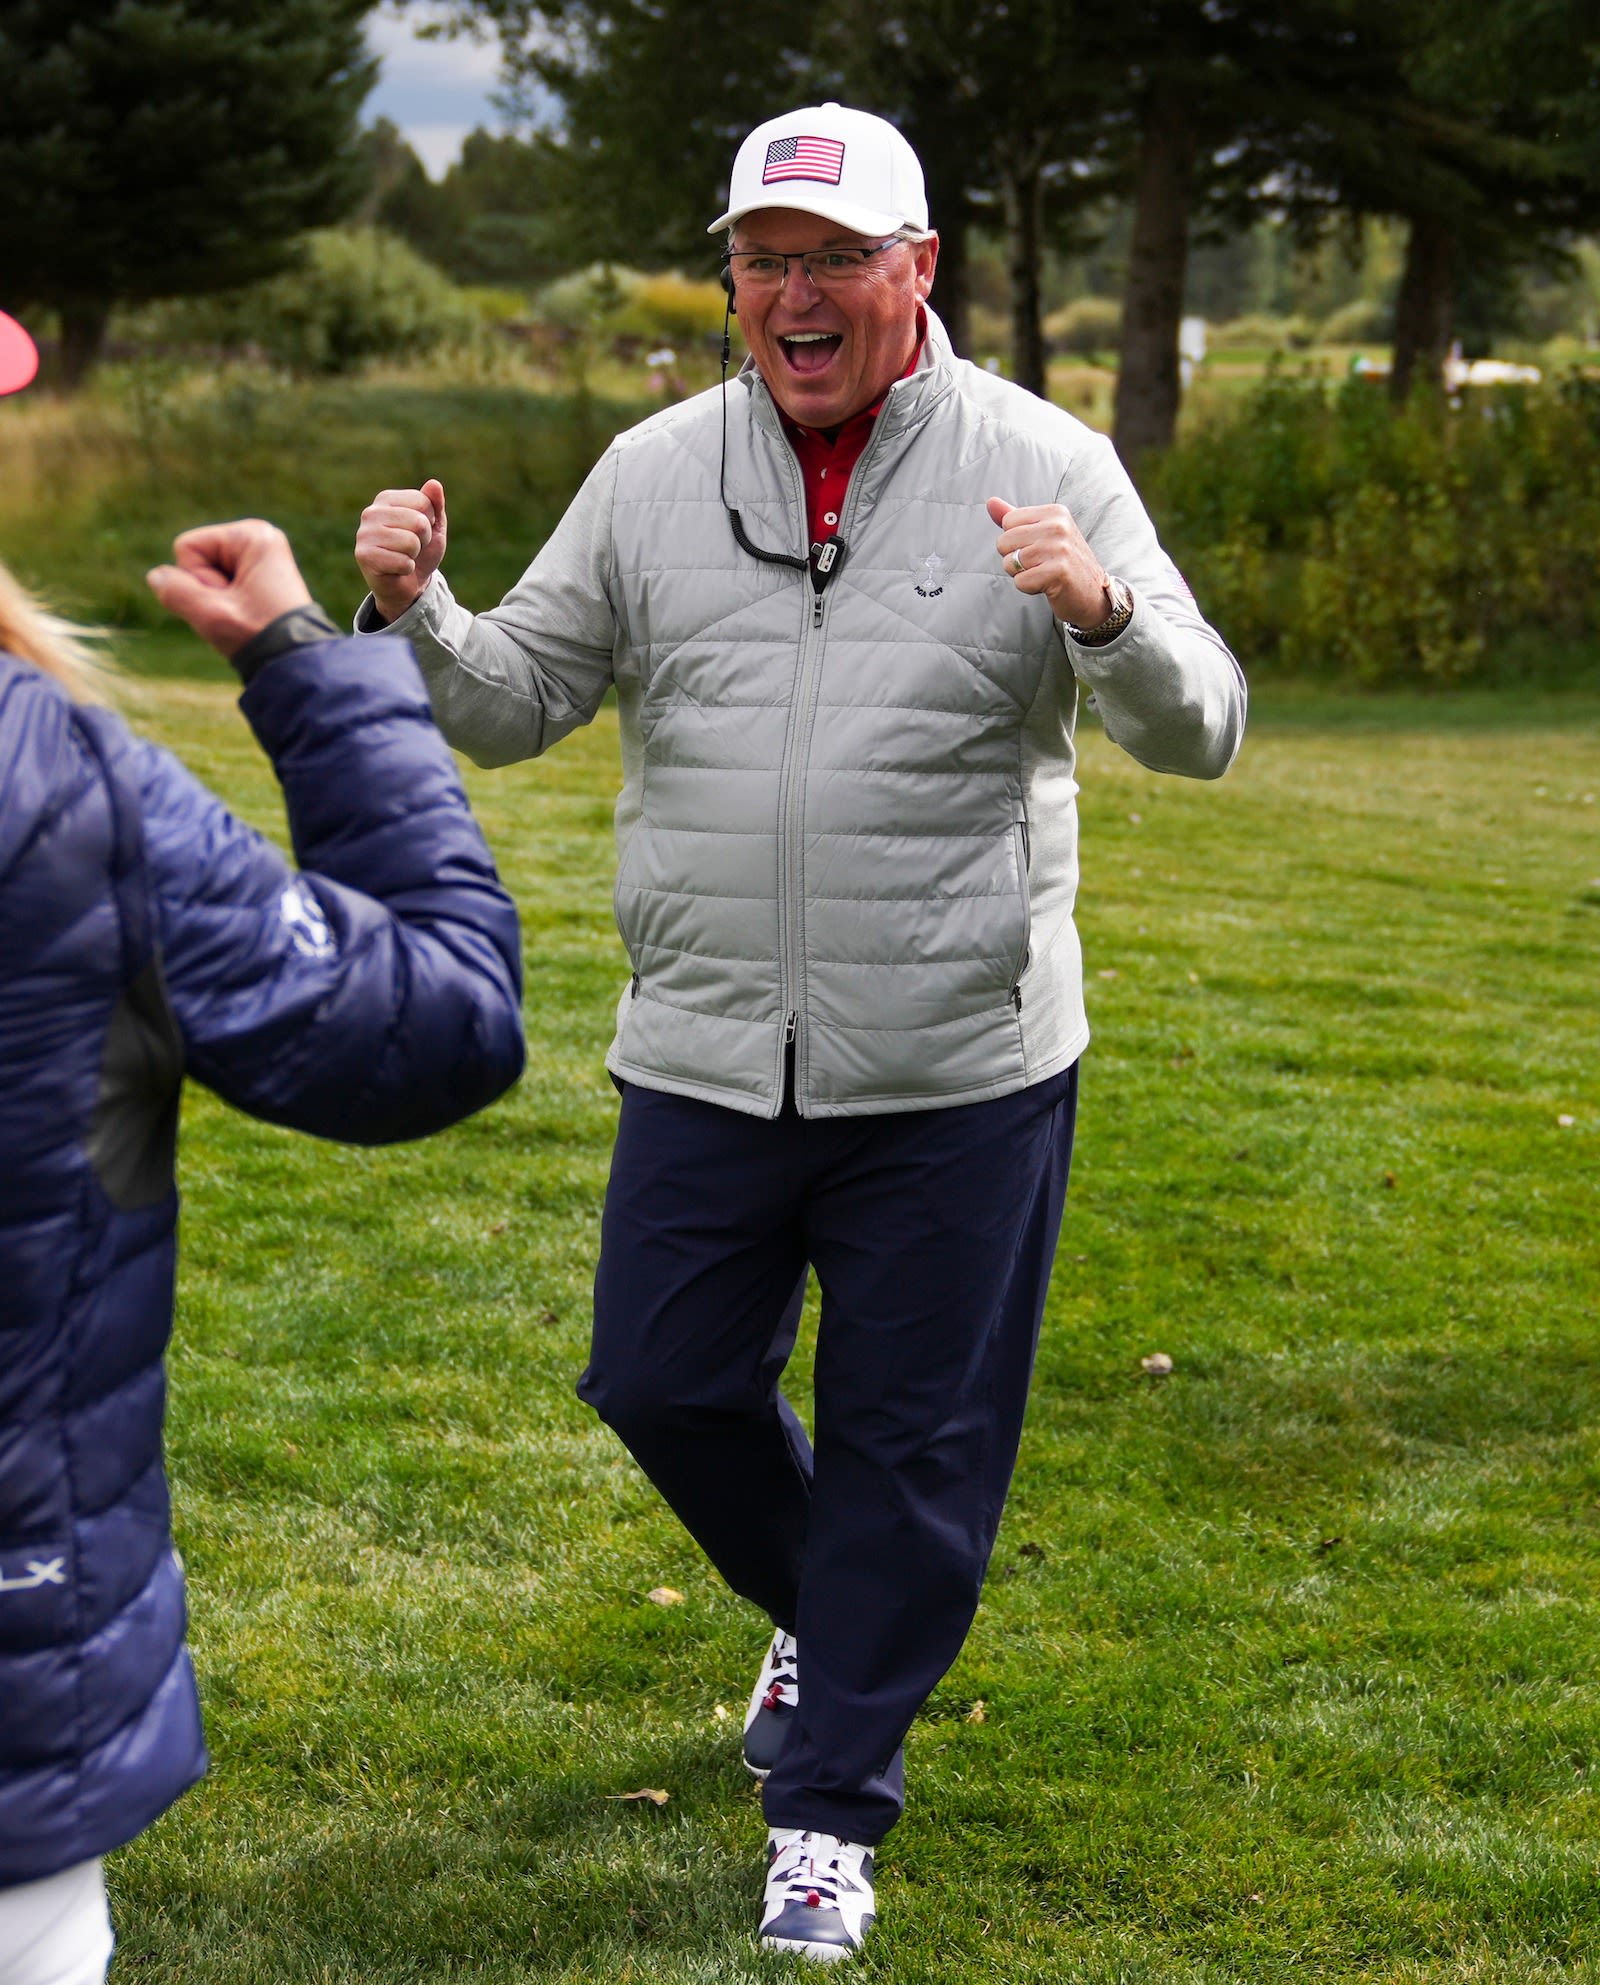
[0,633,524,1886]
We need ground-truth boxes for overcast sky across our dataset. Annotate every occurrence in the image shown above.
[365,5,512,177]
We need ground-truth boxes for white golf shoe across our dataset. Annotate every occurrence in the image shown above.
[742,1627,798,1779]
[759,1828,875,1961]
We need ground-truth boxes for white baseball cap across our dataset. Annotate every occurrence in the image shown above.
[708,103,929,239]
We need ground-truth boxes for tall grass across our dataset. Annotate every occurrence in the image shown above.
[0,363,653,640]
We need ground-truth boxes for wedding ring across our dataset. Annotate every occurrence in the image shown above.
[1008,549,1025,576]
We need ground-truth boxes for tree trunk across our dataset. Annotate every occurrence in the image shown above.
[906,103,972,356]
[928,206,970,357]
[56,301,111,391]
[1004,158,1046,399]
[1113,81,1197,473]
[1390,215,1455,401]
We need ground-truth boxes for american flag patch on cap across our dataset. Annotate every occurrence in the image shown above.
[763,135,846,186]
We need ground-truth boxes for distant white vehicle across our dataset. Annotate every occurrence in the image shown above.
[1347,348,1543,387]
[1446,356,1542,387]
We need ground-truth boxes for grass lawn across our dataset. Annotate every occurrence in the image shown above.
[94,657,1600,1983]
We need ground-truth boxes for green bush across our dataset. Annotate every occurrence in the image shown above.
[148,230,480,375]
[612,272,728,345]
[1147,371,1600,683]
[533,263,646,333]
[459,286,536,325]
[531,266,729,351]
[1319,297,1389,345]
[250,230,479,374]
[1045,295,1122,357]
[1208,312,1316,351]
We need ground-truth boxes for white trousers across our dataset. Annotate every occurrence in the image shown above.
[0,1860,113,1985]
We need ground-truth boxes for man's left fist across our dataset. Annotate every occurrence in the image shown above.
[987,495,1114,627]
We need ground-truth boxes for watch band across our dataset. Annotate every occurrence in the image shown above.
[1066,576,1134,648]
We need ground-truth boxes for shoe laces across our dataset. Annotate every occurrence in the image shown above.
[769,1831,854,1913]
[762,1634,798,1712]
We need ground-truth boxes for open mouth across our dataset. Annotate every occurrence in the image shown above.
[779,332,843,376]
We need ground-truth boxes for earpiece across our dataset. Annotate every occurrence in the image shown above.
[719,263,737,313]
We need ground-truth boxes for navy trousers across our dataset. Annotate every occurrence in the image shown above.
[579,1060,1077,1844]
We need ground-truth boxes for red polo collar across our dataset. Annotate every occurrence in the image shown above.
[780,322,925,550]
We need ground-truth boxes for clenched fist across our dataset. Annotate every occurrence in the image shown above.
[146,520,313,658]
[356,477,448,624]
[987,494,1114,628]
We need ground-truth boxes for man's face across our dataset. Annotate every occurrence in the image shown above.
[730,209,938,429]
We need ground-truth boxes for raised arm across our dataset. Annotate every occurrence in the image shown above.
[988,431,1246,780]
[351,455,622,770]
[142,520,524,1143]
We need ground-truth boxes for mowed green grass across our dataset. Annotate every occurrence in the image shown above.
[106,667,1600,1984]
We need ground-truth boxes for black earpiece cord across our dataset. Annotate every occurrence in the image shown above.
[719,282,847,605]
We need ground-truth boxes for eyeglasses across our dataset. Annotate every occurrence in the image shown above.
[723,241,905,292]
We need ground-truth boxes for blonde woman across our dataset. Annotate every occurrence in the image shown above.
[0,317,524,1982]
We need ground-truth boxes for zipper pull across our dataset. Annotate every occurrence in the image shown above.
[813,593,824,629]
[1011,984,1023,1014]
[630,972,640,999]
[783,1010,798,1045]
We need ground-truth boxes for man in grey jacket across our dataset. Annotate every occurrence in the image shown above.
[354,101,1245,1962]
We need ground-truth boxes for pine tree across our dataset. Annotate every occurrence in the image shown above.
[1311,0,1600,398]
[0,0,375,385]
[447,0,812,273]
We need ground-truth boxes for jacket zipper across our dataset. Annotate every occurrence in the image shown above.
[770,426,813,1115]
[1012,813,1032,1006]
[770,390,899,1116]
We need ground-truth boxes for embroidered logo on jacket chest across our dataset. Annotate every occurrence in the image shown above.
[914,552,947,598]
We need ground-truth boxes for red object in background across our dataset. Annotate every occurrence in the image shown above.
[0,313,40,396]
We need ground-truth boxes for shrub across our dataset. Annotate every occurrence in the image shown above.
[613,273,728,346]
[120,233,482,375]
[1146,372,1600,683]
[195,230,480,375]
[1319,297,1390,345]
[1208,313,1316,351]
[534,263,646,332]
[1046,296,1122,357]
[459,286,536,325]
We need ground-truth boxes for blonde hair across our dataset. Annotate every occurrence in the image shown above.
[0,559,119,705]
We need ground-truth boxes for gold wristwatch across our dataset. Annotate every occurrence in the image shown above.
[1066,575,1134,648]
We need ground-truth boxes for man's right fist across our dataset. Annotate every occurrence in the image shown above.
[355,478,448,623]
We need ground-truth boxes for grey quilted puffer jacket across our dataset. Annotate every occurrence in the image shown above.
[361,311,1245,1118]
